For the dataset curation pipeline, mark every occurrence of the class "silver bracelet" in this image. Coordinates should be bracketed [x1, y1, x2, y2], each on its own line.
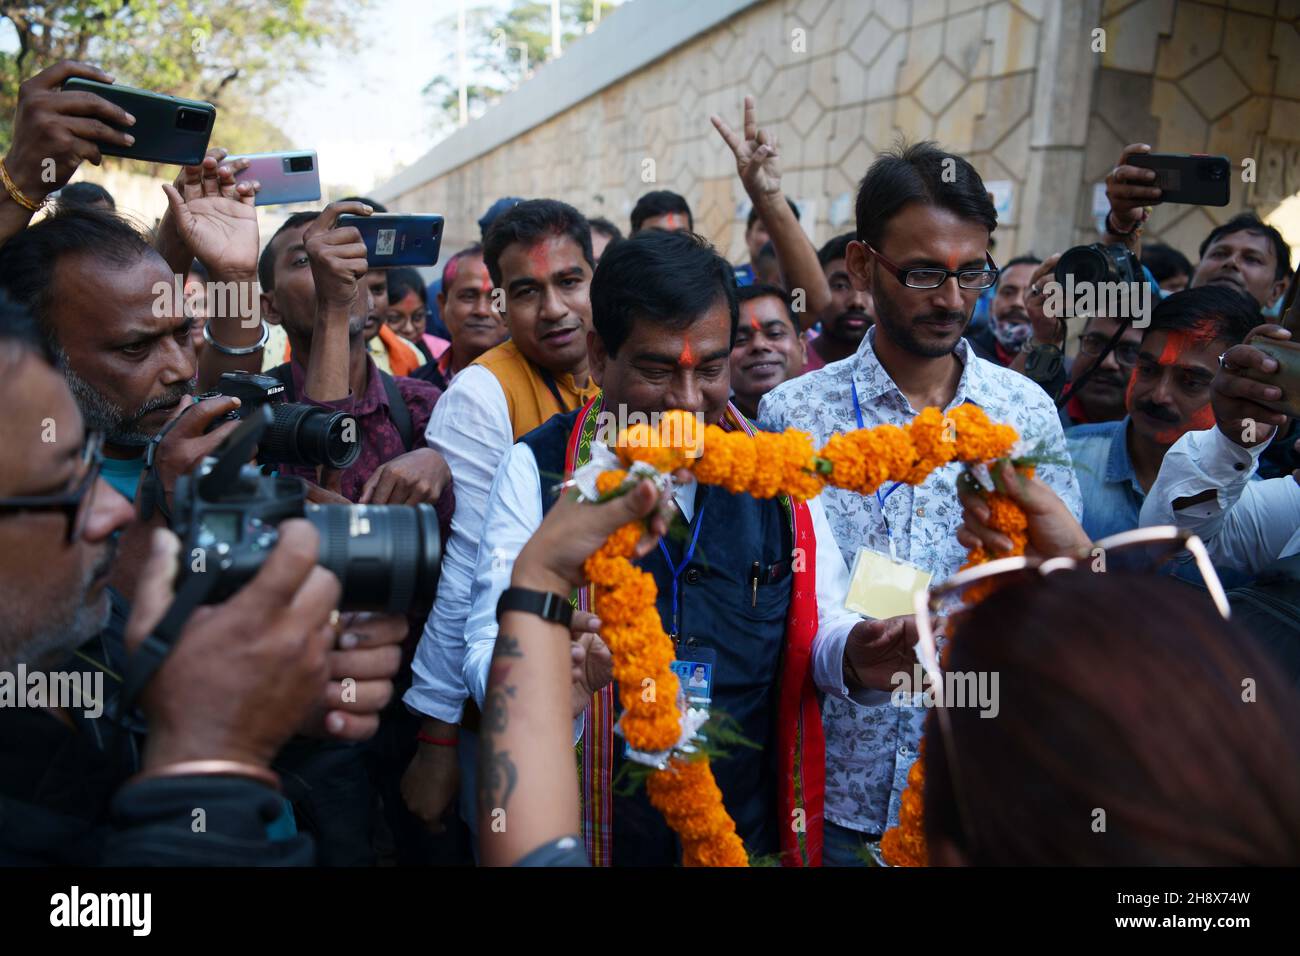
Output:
[203, 319, 269, 356]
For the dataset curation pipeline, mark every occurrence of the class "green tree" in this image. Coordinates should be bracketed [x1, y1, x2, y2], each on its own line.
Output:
[0, 0, 363, 154]
[423, 0, 619, 136]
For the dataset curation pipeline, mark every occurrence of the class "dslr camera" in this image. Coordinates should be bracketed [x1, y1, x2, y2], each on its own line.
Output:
[1054, 242, 1142, 288]
[197, 372, 360, 470]
[172, 408, 441, 613]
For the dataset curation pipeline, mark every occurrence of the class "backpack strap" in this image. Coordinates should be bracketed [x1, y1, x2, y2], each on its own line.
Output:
[379, 370, 414, 452]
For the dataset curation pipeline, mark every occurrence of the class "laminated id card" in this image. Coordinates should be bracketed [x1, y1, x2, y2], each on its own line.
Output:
[844, 548, 932, 619]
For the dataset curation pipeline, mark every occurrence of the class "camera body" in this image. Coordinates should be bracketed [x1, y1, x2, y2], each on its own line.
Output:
[198, 372, 361, 470]
[1054, 242, 1143, 288]
[172, 407, 442, 613]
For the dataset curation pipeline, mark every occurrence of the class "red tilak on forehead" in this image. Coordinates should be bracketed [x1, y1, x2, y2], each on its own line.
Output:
[527, 242, 554, 276]
[443, 256, 462, 289]
[480, 274, 493, 294]
[665, 214, 682, 231]
[1156, 320, 1219, 366]
[679, 339, 696, 366]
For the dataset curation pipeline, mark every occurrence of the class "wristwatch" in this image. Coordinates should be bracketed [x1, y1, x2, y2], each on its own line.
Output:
[496, 587, 574, 628]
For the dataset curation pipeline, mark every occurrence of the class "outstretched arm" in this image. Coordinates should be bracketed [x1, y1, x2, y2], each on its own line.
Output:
[711, 96, 831, 327]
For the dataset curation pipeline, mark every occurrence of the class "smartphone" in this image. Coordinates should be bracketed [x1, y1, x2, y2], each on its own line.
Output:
[1124, 152, 1231, 206]
[61, 78, 215, 166]
[227, 151, 321, 206]
[337, 214, 445, 267]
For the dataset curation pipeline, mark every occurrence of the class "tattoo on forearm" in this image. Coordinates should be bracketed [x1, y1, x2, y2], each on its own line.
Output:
[479, 632, 522, 815]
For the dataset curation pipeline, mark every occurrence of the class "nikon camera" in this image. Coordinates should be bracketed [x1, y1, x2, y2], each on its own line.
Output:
[197, 371, 361, 470]
[172, 408, 441, 613]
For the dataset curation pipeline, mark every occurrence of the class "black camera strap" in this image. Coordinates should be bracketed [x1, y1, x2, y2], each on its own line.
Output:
[137, 403, 198, 523]
[269, 361, 414, 453]
[117, 569, 219, 720]
[1056, 320, 1132, 409]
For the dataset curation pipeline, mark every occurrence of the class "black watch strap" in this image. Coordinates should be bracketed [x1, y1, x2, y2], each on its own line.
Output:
[496, 587, 574, 629]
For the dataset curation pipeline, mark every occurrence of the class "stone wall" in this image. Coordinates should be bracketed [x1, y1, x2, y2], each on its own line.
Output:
[380, 0, 1300, 270]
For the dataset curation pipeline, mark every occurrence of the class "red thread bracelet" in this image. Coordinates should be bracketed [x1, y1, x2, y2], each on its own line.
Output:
[417, 732, 458, 747]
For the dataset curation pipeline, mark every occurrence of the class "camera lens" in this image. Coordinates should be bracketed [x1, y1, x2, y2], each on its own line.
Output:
[257, 404, 361, 469]
[287, 154, 314, 173]
[306, 502, 442, 613]
[175, 107, 211, 133]
[1055, 244, 1112, 286]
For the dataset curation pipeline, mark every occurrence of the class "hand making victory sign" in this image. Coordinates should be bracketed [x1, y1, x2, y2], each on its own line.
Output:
[710, 95, 831, 324]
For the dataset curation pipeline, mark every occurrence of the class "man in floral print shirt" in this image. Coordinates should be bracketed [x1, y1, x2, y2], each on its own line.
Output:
[760, 143, 1081, 866]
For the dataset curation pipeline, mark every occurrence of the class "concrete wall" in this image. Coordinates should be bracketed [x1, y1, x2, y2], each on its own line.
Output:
[378, 0, 1300, 269]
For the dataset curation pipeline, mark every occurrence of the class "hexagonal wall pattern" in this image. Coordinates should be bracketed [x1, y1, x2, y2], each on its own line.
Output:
[385, 1, 1300, 270]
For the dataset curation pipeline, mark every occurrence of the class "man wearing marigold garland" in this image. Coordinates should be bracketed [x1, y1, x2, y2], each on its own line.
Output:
[461, 226, 917, 867]
[760, 141, 1082, 866]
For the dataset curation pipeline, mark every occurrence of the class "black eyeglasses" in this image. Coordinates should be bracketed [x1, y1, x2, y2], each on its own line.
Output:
[1078, 331, 1140, 367]
[866, 244, 999, 291]
[0, 430, 104, 543]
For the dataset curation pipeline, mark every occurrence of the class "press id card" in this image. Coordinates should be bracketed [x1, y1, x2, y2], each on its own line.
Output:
[844, 548, 932, 620]
[623, 646, 715, 759]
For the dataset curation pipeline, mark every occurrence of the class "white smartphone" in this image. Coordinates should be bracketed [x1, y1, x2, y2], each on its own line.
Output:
[228, 150, 321, 206]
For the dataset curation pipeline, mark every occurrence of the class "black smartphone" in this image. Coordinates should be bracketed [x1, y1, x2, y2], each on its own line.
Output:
[337, 214, 445, 267]
[61, 78, 215, 166]
[1124, 152, 1231, 206]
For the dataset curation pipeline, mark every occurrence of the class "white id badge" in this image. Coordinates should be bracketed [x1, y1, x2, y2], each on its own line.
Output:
[845, 548, 932, 619]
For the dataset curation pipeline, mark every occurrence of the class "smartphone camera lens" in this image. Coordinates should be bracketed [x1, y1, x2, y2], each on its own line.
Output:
[287, 155, 314, 173]
[1201, 161, 1226, 181]
[176, 108, 211, 133]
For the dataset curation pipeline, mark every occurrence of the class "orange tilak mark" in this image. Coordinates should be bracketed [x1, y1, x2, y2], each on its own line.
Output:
[679, 339, 696, 367]
[1189, 404, 1215, 431]
[480, 275, 493, 294]
[664, 214, 682, 230]
[527, 242, 553, 278]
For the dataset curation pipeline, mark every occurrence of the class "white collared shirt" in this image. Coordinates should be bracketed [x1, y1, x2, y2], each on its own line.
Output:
[758, 327, 1081, 834]
[460, 440, 865, 714]
[1138, 425, 1300, 574]
[404, 364, 513, 723]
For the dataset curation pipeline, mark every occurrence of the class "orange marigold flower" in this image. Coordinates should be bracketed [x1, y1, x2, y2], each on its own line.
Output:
[948, 403, 1018, 463]
[905, 407, 958, 484]
[615, 410, 703, 472]
[595, 469, 628, 496]
[820, 424, 916, 496]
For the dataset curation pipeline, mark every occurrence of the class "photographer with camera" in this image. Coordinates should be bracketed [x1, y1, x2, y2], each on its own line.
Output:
[257, 199, 455, 864]
[0, 300, 407, 864]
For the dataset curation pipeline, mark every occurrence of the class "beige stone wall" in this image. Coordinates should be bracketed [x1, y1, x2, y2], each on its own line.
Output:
[386, 0, 1300, 271]
[1085, 0, 1300, 267]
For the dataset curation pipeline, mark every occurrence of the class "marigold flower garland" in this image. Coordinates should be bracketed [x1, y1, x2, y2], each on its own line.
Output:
[878, 471, 1034, 867]
[580, 405, 1024, 866]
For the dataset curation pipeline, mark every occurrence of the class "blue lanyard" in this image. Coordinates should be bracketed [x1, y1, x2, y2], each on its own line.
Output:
[659, 502, 706, 639]
[851, 380, 903, 557]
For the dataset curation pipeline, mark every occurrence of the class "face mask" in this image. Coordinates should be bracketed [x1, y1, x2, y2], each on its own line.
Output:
[993, 320, 1031, 350]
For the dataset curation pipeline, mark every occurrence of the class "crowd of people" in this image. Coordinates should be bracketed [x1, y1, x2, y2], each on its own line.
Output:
[0, 61, 1297, 870]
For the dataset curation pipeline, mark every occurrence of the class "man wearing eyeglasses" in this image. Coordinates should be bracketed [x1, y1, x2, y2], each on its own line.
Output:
[0, 298, 395, 865]
[759, 142, 1081, 867]
[1058, 312, 1145, 428]
[1065, 286, 1257, 541]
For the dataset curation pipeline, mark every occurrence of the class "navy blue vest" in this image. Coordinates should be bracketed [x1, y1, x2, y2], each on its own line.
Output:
[522, 409, 794, 866]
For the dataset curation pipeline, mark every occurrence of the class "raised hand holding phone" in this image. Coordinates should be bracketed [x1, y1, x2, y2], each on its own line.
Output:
[0, 61, 136, 242]
[302, 200, 372, 402]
